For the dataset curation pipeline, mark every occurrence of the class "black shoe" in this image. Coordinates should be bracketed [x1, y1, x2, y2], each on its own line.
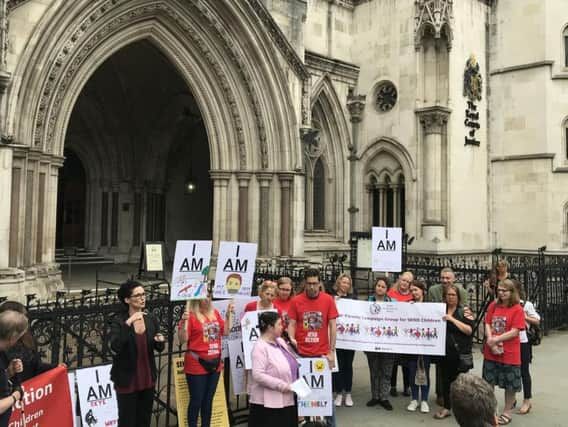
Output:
[366, 398, 380, 407]
[402, 388, 411, 397]
[378, 400, 393, 411]
[390, 388, 398, 397]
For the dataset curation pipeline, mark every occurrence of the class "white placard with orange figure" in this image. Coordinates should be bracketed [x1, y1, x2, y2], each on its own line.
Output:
[213, 242, 257, 299]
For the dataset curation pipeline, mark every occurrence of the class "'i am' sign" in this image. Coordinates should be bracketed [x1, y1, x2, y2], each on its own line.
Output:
[214, 241, 258, 299]
[371, 227, 402, 272]
[170, 240, 212, 300]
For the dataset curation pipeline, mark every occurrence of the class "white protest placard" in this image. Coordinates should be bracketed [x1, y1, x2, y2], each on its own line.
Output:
[297, 358, 333, 416]
[214, 241, 257, 299]
[75, 364, 118, 427]
[240, 311, 261, 369]
[371, 227, 402, 272]
[171, 240, 212, 300]
[68, 371, 79, 427]
[335, 299, 447, 355]
[228, 339, 247, 395]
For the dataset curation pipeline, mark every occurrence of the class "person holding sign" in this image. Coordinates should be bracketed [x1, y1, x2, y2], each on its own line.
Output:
[288, 269, 338, 427]
[110, 281, 166, 427]
[178, 295, 233, 427]
[249, 311, 299, 427]
[406, 280, 431, 414]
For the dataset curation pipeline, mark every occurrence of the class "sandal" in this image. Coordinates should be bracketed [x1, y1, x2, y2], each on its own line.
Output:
[498, 414, 512, 425]
[517, 403, 532, 415]
[433, 410, 451, 419]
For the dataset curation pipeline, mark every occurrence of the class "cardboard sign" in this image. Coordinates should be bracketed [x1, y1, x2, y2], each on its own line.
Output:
[173, 357, 229, 427]
[9, 366, 73, 427]
[297, 358, 333, 417]
[228, 340, 247, 395]
[335, 299, 447, 355]
[371, 227, 402, 272]
[75, 364, 118, 427]
[171, 240, 213, 300]
[145, 242, 164, 272]
[213, 242, 257, 299]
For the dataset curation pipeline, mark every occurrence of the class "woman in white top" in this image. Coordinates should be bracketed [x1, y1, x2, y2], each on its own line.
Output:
[512, 279, 540, 415]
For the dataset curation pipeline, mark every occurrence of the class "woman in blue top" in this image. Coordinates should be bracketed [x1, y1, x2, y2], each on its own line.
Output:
[365, 277, 395, 410]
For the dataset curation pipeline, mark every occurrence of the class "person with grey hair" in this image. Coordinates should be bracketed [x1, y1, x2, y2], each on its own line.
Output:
[450, 373, 498, 427]
[0, 309, 29, 427]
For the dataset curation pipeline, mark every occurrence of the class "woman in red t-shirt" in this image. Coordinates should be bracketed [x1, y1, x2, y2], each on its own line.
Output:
[482, 279, 525, 426]
[178, 297, 233, 427]
[245, 281, 277, 312]
[273, 277, 295, 330]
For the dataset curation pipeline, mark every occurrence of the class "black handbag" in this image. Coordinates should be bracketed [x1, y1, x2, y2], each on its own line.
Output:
[198, 356, 221, 373]
[457, 352, 474, 373]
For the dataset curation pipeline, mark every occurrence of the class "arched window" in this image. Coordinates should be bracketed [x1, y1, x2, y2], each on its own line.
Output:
[368, 172, 405, 230]
[564, 27, 568, 67]
[313, 158, 326, 230]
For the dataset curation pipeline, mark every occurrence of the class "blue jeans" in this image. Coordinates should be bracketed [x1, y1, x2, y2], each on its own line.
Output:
[186, 372, 220, 427]
[407, 356, 431, 401]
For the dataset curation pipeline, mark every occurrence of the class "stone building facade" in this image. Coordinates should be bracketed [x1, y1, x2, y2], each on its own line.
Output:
[0, 0, 566, 298]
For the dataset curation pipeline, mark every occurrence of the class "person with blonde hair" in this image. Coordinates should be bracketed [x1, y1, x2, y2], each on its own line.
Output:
[332, 273, 356, 407]
[482, 279, 524, 425]
[178, 293, 234, 427]
[245, 280, 278, 313]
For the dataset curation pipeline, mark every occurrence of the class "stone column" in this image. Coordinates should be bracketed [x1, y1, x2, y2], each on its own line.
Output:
[0, 146, 12, 269]
[210, 171, 231, 252]
[392, 184, 400, 227]
[45, 159, 62, 264]
[278, 173, 294, 257]
[378, 184, 387, 226]
[237, 172, 252, 242]
[417, 106, 450, 239]
[257, 172, 273, 256]
[347, 93, 366, 233]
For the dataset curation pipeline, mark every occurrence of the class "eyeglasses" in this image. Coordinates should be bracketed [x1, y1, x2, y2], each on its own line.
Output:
[130, 293, 146, 299]
[497, 289, 510, 293]
[279, 288, 292, 292]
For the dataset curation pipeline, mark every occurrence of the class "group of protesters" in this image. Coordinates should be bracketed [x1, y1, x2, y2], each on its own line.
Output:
[106, 260, 539, 427]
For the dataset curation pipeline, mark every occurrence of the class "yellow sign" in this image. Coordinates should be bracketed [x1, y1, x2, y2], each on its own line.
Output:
[173, 357, 230, 427]
[145, 243, 164, 272]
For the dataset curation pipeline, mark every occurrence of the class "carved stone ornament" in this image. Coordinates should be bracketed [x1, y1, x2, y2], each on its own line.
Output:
[375, 81, 397, 112]
[463, 54, 483, 102]
[346, 94, 366, 123]
[417, 106, 451, 134]
[414, 0, 453, 50]
[301, 124, 322, 159]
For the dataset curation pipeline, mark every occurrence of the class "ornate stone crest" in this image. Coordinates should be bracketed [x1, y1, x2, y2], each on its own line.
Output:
[463, 54, 482, 102]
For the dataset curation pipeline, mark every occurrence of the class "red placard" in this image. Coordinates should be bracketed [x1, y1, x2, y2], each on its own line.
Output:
[8, 365, 73, 427]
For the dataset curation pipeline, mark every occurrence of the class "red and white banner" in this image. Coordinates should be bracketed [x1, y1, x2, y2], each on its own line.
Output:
[8, 365, 73, 427]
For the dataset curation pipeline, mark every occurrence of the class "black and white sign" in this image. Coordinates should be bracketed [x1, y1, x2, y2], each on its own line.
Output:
[371, 227, 402, 272]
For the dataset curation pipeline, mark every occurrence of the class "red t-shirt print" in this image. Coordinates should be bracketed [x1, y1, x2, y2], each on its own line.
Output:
[288, 292, 339, 356]
[273, 298, 293, 329]
[184, 310, 225, 375]
[387, 288, 414, 302]
[484, 302, 525, 366]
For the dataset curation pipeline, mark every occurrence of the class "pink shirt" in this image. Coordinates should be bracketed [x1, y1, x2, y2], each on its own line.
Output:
[249, 337, 296, 408]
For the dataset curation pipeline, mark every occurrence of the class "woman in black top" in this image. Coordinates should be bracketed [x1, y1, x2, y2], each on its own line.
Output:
[110, 281, 165, 427]
[434, 284, 474, 419]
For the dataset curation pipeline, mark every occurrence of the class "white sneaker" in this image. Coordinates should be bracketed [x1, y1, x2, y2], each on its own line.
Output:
[335, 394, 343, 407]
[344, 393, 354, 407]
[420, 401, 430, 413]
[407, 400, 419, 412]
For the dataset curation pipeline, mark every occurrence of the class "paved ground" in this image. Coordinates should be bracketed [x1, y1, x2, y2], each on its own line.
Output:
[336, 330, 568, 427]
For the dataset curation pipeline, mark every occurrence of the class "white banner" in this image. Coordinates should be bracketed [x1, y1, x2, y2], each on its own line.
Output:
[371, 227, 402, 272]
[214, 242, 257, 299]
[171, 240, 213, 300]
[297, 358, 333, 417]
[336, 299, 447, 356]
[75, 364, 118, 427]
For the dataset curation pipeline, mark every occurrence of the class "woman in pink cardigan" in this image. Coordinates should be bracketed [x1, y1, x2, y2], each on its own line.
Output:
[249, 311, 298, 427]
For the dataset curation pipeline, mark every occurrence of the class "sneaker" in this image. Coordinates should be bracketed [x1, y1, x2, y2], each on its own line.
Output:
[378, 400, 393, 411]
[420, 401, 430, 413]
[366, 398, 379, 407]
[407, 400, 419, 412]
[334, 394, 343, 407]
[390, 387, 398, 397]
[344, 393, 354, 407]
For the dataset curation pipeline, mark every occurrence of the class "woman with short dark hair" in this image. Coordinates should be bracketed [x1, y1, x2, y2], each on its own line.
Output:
[249, 311, 298, 427]
[110, 281, 165, 427]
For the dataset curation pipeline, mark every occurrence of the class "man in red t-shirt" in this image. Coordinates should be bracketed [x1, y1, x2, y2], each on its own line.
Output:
[288, 269, 338, 427]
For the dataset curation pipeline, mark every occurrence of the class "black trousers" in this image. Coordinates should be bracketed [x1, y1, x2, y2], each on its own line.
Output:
[333, 349, 355, 393]
[116, 388, 154, 427]
[520, 342, 533, 399]
[440, 355, 460, 410]
[248, 403, 297, 427]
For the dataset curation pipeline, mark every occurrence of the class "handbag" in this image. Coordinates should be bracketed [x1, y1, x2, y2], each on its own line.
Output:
[457, 352, 474, 373]
[198, 356, 221, 373]
[526, 324, 543, 346]
[414, 355, 427, 386]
